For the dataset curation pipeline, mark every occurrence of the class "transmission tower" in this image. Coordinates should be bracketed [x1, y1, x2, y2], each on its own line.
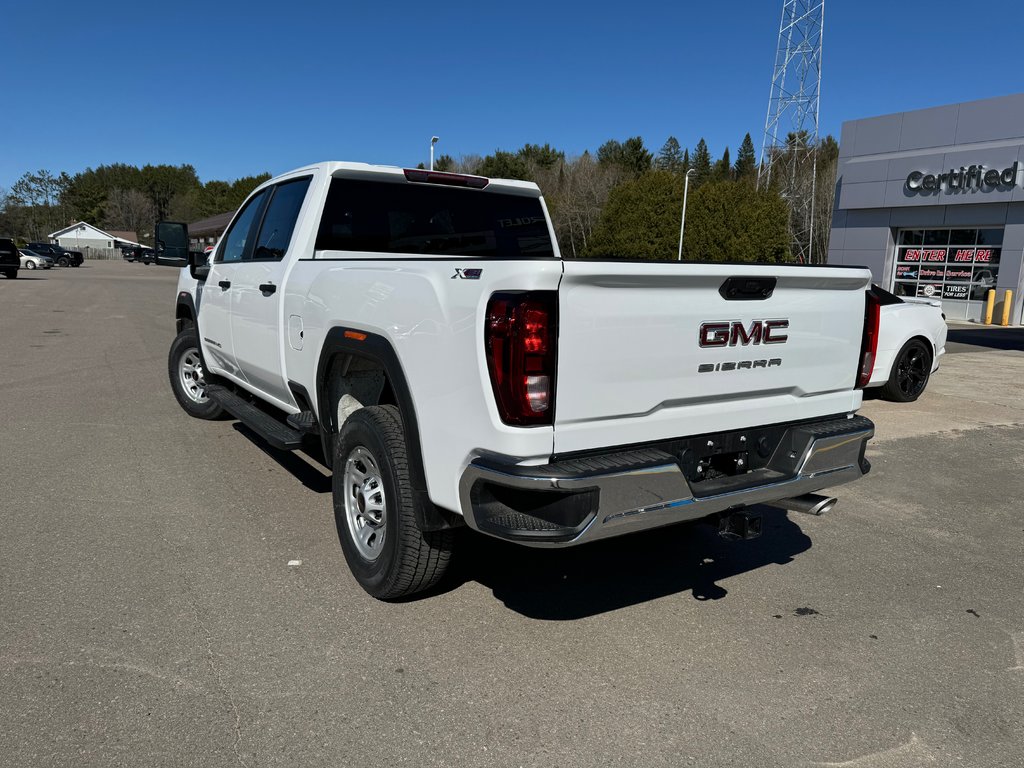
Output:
[758, 0, 825, 263]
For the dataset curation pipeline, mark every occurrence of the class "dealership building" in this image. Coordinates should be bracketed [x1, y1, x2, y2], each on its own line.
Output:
[828, 93, 1024, 323]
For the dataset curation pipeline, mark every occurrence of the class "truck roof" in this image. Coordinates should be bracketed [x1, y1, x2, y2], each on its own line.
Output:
[271, 161, 542, 197]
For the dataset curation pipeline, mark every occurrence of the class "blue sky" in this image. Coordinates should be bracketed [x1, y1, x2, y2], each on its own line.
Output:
[2, 0, 1021, 189]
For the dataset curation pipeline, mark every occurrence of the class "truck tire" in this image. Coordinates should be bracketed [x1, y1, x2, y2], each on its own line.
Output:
[4, 269, 17, 279]
[880, 338, 931, 403]
[333, 404, 454, 599]
[58, 256, 70, 267]
[168, 328, 224, 419]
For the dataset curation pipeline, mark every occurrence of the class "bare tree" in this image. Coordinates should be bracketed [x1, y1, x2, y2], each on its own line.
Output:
[812, 153, 837, 262]
[105, 188, 155, 238]
[545, 154, 620, 257]
[451, 154, 484, 175]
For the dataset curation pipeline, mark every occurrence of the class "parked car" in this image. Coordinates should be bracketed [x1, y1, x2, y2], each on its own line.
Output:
[19, 249, 53, 269]
[121, 246, 154, 263]
[26, 242, 84, 267]
[866, 284, 947, 402]
[0, 238, 19, 278]
[124, 246, 156, 264]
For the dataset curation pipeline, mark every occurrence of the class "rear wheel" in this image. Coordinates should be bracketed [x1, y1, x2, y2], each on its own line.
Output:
[881, 339, 932, 402]
[167, 328, 224, 419]
[333, 405, 454, 599]
[3, 269, 17, 279]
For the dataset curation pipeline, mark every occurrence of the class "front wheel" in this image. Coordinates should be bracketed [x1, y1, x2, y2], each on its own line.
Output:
[881, 339, 932, 402]
[25, 261, 36, 270]
[333, 405, 454, 599]
[167, 328, 224, 419]
[58, 257, 70, 267]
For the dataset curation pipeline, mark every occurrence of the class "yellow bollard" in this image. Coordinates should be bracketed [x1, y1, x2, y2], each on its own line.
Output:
[1001, 290, 1013, 326]
[984, 289, 995, 325]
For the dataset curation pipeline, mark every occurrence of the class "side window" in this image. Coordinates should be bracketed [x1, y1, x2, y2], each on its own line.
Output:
[217, 189, 270, 264]
[251, 177, 312, 261]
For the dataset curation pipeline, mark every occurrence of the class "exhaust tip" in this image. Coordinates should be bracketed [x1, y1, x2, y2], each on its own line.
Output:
[777, 493, 838, 516]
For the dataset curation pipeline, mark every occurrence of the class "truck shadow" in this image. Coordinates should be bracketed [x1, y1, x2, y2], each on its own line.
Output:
[452, 506, 811, 620]
[232, 423, 332, 494]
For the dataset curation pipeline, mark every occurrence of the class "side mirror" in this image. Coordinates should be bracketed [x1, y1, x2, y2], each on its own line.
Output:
[189, 250, 210, 281]
[154, 221, 189, 267]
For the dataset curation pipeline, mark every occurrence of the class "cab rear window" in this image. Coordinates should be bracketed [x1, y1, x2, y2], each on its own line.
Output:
[315, 178, 554, 258]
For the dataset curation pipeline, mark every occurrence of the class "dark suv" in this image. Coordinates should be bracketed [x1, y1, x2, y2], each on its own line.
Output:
[0, 238, 19, 278]
[26, 242, 84, 267]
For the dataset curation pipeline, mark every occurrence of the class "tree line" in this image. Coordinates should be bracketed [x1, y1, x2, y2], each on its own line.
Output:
[1, 132, 838, 261]
[427, 131, 837, 262]
[0, 164, 270, 244]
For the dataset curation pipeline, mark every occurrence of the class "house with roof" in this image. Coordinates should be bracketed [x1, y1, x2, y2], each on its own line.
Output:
[48, 222, 144, 252]
[188, 210, 234, 249]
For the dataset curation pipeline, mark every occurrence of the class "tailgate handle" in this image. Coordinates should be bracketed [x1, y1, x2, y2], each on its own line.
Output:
[720, 276, 776, 301]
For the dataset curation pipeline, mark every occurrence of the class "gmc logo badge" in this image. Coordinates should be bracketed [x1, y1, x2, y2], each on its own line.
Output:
[699, 319, 789, 347]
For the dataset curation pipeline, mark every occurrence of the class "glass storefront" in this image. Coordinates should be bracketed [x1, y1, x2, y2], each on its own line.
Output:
[893, 228, 1002, 307]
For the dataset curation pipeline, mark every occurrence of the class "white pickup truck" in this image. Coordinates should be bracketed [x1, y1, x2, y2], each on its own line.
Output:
[158, 161, 877, 599]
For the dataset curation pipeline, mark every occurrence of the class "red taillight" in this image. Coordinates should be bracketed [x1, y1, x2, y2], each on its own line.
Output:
[485, 292, 557, 426]
[857, 290, 881, 388]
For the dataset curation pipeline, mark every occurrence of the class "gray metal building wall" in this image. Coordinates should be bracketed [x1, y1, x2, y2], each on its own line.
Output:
[828, 93, 1024, 323]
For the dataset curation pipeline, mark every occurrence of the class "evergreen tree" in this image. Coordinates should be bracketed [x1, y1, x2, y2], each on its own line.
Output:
[734, 133, 757, 179]
[681, 148, 690, 174]
[585, 171, 685, 260]
[655, 137, 684, 173]
[691, 139, 712, 186]
[681, 181, 790, 262]
[517, 143, 563, 170]
[597, 137, 652, 177]
[715, 147, 731, 180]
[477, 151, 531, 180]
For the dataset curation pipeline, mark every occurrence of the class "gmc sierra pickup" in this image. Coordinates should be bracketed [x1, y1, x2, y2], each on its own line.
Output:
[158, 161, 876, 599]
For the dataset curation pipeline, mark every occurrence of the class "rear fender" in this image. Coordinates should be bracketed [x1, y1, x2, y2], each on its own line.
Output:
[315, 327, 460, 531]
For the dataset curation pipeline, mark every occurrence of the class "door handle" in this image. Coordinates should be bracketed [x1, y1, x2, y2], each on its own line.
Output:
[259, 283, 277, 295]
[218, 280, 231, 290]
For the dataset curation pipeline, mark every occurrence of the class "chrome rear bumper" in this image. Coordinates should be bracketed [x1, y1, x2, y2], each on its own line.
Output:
[459, 415, 873, 547]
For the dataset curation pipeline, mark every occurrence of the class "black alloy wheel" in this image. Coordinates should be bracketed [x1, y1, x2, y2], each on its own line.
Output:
[881, 339, 932, 402]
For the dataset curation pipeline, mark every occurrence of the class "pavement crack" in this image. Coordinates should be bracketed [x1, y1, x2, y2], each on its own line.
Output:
[182, 574, 249, 768]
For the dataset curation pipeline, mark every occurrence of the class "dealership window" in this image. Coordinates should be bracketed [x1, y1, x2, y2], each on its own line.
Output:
[893, 228, 1002, 302]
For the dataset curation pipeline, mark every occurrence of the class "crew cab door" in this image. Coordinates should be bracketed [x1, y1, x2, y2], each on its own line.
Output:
[202, 187, 272, 379]
[228, 176, 312, 403]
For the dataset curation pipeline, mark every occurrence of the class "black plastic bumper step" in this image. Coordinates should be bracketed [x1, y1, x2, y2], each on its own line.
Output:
[206, 385, 304, 450]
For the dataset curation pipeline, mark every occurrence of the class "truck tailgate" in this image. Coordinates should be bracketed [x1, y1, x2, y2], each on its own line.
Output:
[553, 261, 872, 454]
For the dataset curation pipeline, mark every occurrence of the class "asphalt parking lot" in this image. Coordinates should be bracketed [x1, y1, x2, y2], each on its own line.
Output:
[2, 261, 1023, 768]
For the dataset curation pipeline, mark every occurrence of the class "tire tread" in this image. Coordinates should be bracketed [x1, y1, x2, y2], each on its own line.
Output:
[335, 405, 453, 599]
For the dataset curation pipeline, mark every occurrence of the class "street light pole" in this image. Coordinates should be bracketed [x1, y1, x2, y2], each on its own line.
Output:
[678, 168, 697, 261]
[430, 136, 439, 170]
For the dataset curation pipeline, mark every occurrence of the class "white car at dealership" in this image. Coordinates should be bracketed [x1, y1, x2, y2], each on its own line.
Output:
[868, 285, 947, 402]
